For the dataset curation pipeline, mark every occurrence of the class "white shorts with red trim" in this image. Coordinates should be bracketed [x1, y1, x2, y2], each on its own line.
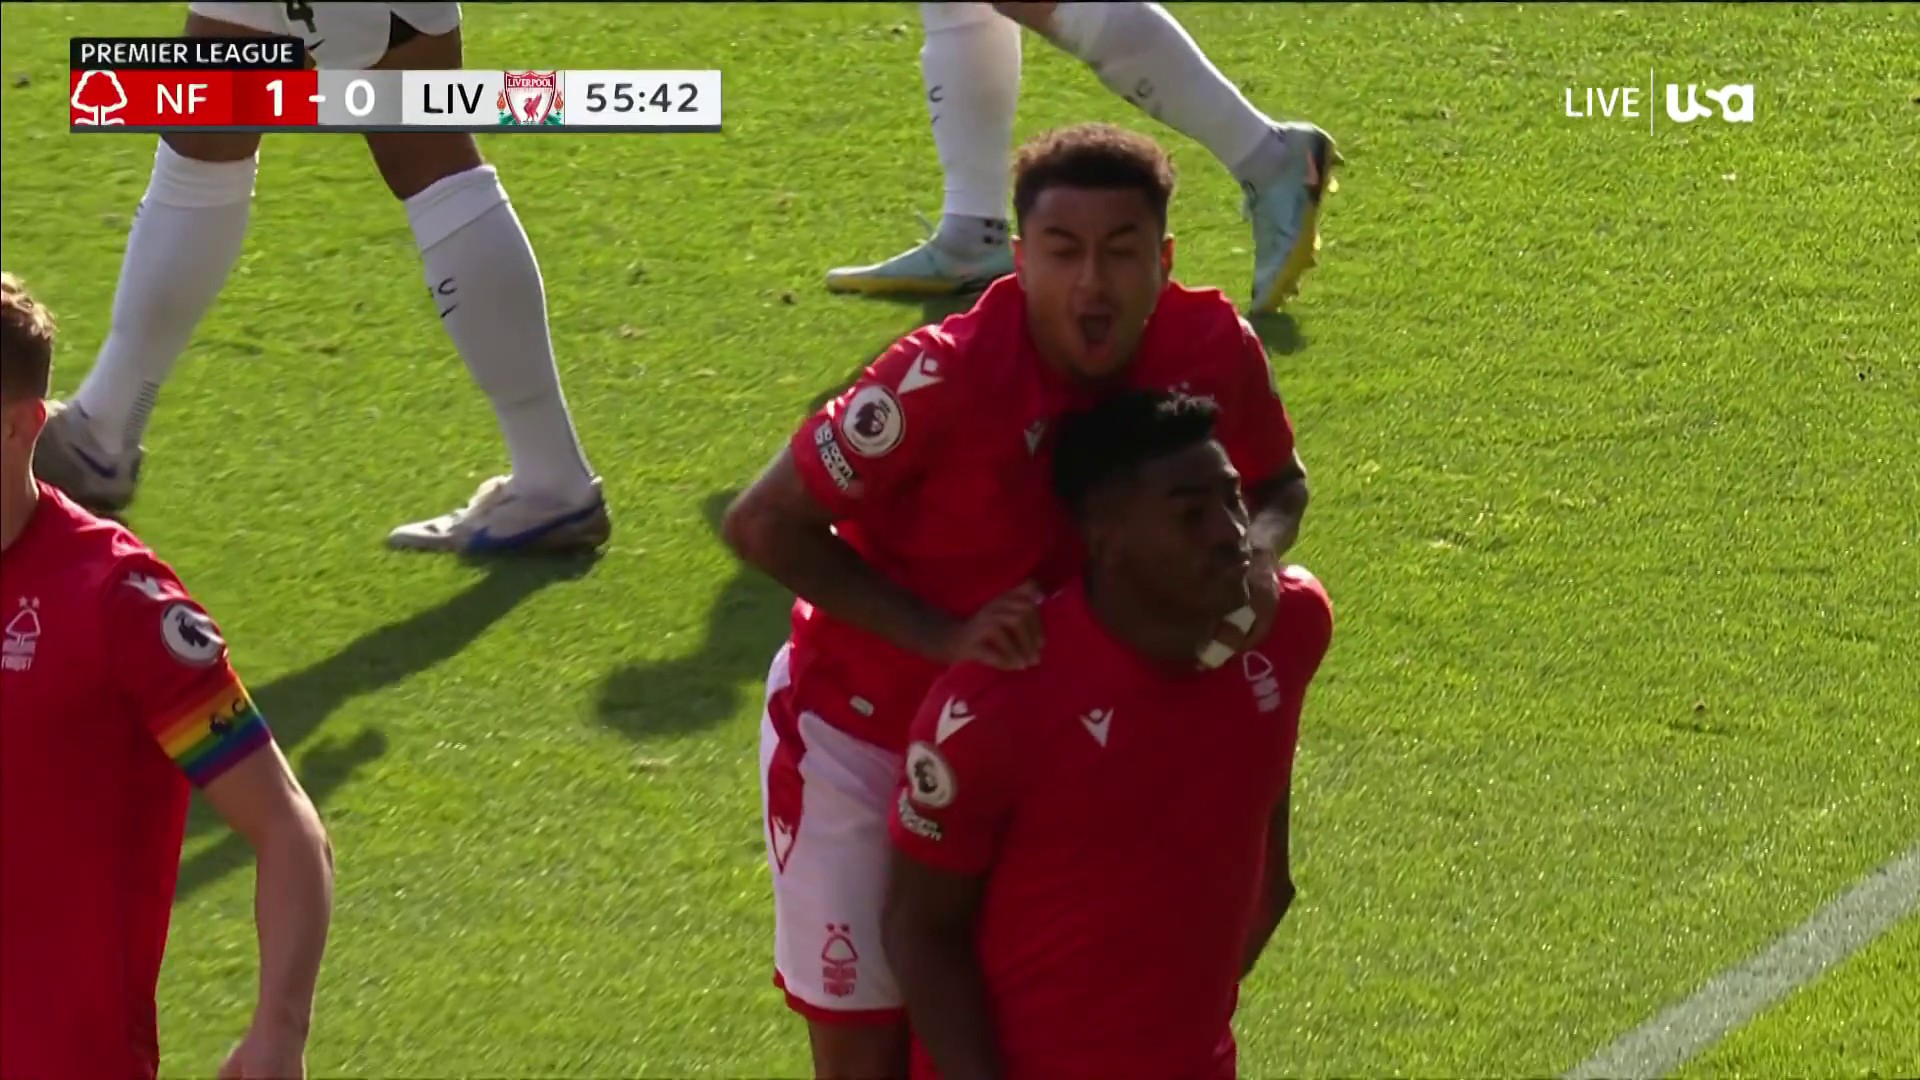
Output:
[759, 643, 907, 1024]
[187, 2, 461, 69]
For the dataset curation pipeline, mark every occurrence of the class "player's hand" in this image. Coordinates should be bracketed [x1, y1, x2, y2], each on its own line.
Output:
[1200, 550, 1281, 668]
[217, 1021, 307, 1080]
[941, 581, 1046, 670]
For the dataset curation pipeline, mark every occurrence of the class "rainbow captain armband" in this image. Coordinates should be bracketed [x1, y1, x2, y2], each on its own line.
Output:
[151, 680, 272, 786]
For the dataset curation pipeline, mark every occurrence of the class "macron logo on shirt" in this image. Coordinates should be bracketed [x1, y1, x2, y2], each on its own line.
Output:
[123, 573, 169, 601]
[935, 697, 974, 744]
[898, 352, 944, 395]
[1080, 707, 1113, 747]
[1024, 420, 1047, 455]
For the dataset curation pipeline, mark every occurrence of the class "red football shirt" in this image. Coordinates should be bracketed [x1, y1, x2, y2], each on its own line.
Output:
[784, 276, 1297, 752]
[1, 484, 274, 1080]
[889, 567, 1334, 1080]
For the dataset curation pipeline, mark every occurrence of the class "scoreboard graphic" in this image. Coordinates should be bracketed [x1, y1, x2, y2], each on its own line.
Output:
[68, 37, 722, 133]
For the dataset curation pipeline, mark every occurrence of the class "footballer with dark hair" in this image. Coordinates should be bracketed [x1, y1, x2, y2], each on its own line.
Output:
[883, 388, 1334, 1080]
[725, 123, 1311, 1077]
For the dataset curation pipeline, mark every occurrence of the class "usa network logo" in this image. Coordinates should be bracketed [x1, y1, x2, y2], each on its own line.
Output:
[1564, 70, 1754, 133]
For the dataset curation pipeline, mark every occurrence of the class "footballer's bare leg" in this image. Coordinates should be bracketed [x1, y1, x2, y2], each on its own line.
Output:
[364, 27, 608, 554]
[33, 10, 262, 512]
[808, 1020, 910, 1080]
[823, 3, 1018, 296]
[995, 1, 1337, 312]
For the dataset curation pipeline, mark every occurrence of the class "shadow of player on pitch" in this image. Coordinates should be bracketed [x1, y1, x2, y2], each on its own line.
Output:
[590, 302, 961, 746]
[1250, 311, 1307, 357]
[173, 554, 598, 901]
[594, 487, 793, 743]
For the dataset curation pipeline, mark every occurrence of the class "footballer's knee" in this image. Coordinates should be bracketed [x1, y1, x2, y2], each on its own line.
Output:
[164, 11, 269, 161]
[140, 140, 259, 218]
[991, 2, 1060, 32]
[1001, 0, 1113, 53]
[364, 25, 485, 200]
[365, 130, 485, 200]
[921, 1, 1003, 32]
[806, 1020, 909, 1080]
[161, 129, 262, 163]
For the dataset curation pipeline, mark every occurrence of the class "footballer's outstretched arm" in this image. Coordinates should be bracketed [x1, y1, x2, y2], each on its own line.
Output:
[203, 742, 335, 1042]
[723, 448, 965, 662]
[883, 856, 1002, 1080]
[1240, 785, 1297, 979]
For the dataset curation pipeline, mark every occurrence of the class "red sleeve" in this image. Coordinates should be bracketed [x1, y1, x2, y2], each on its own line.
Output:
[889, 667, 1026, 875]
[103, 552, 272, 787]
[1216, 317, 1297, 489]
[1246, 566, 1332, 787]
[788, 329, 962, 518]
[1275, 565, 1333, 696]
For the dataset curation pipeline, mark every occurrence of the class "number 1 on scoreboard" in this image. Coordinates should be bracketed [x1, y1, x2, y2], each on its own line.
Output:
[235, 71, 318, 128]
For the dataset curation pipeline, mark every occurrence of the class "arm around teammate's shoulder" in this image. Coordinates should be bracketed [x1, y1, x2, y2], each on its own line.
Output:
[722, 332, 1041, 666]
[1224, 316, 1309, 557]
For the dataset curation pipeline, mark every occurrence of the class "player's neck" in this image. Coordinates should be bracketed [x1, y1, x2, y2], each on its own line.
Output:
[1083, 575, 1217, 671]
[0, 465, 39, 554]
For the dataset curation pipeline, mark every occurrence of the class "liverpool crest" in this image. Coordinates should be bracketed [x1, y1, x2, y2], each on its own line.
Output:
[499, 70, 564, 126]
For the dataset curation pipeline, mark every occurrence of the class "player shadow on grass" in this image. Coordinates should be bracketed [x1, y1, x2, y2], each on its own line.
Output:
[1250, 311, 1307, 357]
[173, 554, 599, 902]
[594, 488, 792, 742]
[590, 304, 961, 745]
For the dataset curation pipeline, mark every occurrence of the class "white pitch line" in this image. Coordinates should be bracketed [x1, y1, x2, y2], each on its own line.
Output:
[1565, 841, 1920, 1080]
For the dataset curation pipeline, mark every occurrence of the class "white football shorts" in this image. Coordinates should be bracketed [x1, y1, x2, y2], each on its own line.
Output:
[759, 643, 909, 1023]
[186, 2, 461, 69]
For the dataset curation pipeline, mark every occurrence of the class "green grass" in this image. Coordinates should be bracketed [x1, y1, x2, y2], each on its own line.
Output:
[4, 2, 1917, 1076]
[1684, 914, 1920, 1078]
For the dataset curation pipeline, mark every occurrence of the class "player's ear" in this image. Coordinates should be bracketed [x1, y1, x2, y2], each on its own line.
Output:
[1, 398, 46, 448]
[25, 399, 47, 445]
[1160, 233, 1175, 277]
[1012, 235, 1026, 281]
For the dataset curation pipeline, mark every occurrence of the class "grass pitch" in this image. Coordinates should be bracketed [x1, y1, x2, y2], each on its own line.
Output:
[3, 3, 1916, 1076]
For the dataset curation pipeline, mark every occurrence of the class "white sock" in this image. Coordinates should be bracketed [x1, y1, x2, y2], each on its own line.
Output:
[1047, 2, 1280, 183]
[934, 214, 1009, 256]
[404, 165, 595, 504]
[74, 142, 256, 456]
[920, 2, 1021, 230]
